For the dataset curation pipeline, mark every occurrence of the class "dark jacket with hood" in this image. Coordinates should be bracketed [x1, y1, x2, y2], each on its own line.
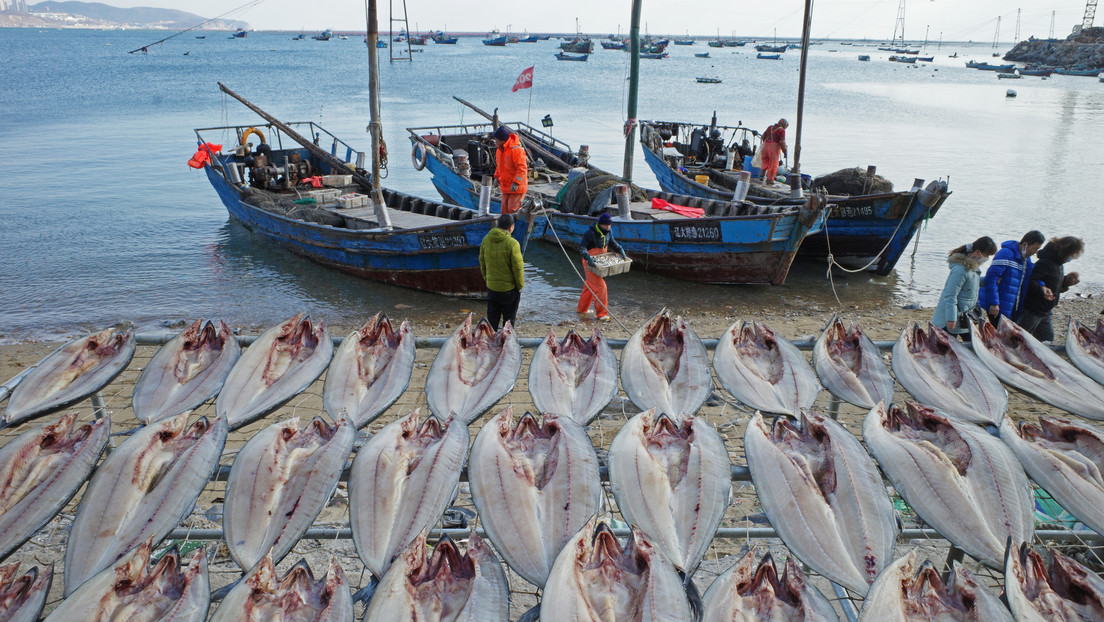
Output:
[978, 240, 1034, 321]
[578, 224, 625, 258]
[1023, 243, 1069, 315]
[932, 252, 983, 329]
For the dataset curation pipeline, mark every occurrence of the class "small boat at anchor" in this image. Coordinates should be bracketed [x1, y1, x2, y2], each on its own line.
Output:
[757, 53, 782, 60]
[555, 51, 589, 61]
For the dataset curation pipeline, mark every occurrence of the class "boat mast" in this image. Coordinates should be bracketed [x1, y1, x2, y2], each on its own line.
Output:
[621, 0, 643, 182]
[366, 0, 393, 229]
[790, 0, 814, 194]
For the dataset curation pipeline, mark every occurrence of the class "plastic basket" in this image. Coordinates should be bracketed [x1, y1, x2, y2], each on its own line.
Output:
[589, 252, 632, 278]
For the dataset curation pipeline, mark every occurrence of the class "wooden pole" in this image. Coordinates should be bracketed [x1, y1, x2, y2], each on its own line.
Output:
[622, 0, 643, 183]
[366, 0, 392, 228]
[792, 0, 814, 180]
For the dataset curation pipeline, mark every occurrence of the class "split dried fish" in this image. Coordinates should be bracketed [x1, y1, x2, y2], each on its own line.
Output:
[217, 313, 333, 429]
[0, 413, 110, 561]
[620, 309, 712, 420]
[609, 409, 730, 579]
[132, 319, 240, 423]
[701, 547, 838, 622]
[713, 320, 821, 416]
[3, 325, 134, 426]
[540, 518, 692, 622]
[209, 555, 353, 622]
[864, 402, 1033, 569]
[224, 416, 354, 569]
[858, 549, 1011, 621]
[971, 317, 1104, 420]
[323, 313, 414, 427]
[745, 410, 897, 594]
[468, 407, 601, 587]
[814, 316, 893, 409]
[425, 314, 520, 424]
[63, 413, 226, 595]
[1066, 318, 1104, 386]
[528, 328, 618, 425]
[364, 531, 509, 621]
[1005, 542, 1104, 622]
[892, 321, 1007, 424]
[1000, 416, 1104, 537]
[350, 409, 468, 579]
[46, 541, 208, 622]
[0, 563, 51, 622]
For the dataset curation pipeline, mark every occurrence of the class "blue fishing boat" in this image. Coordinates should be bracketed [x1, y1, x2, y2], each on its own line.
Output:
[637, 118, 952, 275]
[555, 52, 589, 61]
[674, 38, 694, 45]
[695, 52, 711, 58]
[519, 34, 539, 43]
[431, 30, 459, 44]
[482, 32, 507, 46]
[755, 44, 786, 53]
[1054, 67, 1103, 76]
[406, 110, 828, 285]
[195, 83, 524, 298]
[601, 39, 627, 50]
[231, 28, 247, 38]
[966, 60, 1015, 71]
[312, 29, 332, 41]
[560, 38, 595, 53]
[757, 53, 782, 60]
[641, 51, 669, 59]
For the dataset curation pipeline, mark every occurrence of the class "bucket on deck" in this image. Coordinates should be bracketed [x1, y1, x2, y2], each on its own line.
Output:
[694, 174, 710, 185]
[742, 155, 761, 178]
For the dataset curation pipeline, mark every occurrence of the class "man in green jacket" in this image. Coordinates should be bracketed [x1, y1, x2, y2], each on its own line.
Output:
[479, 213, 524, 330]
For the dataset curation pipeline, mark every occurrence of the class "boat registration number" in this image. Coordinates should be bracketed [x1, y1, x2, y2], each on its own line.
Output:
[670, 221, 721, 242]
[834, 205, 874, 218]
[418, 233, 468, 249]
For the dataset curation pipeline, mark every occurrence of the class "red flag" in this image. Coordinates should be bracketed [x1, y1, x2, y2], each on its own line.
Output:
[512, 65, 534, 92]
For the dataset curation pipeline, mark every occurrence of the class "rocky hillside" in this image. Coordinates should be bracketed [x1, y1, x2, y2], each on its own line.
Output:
[0, 2, 248, 29]
[1005, 26, 1104, 69]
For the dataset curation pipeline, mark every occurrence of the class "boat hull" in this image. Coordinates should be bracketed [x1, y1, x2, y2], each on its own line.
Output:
[204, 163, 494, 297]
[639, 135, 949, 275]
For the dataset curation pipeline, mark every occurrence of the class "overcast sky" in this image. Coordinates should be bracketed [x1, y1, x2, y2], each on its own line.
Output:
[115, 0, 1090, 42]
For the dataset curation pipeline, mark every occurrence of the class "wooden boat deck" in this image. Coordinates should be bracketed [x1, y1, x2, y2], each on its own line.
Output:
[325, 205, 457, 230]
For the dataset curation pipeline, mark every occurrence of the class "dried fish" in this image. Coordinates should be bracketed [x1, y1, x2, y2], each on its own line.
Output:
[528, 328, 618, 425]
[814, 316, 893, 409]
[63, 413, 226, 595]
[224, 416, 354, 569]
[1005, 542, 1104, 622]
[364, 531, 508, 621]
[858, 549, 1012, 621]
[468, 407, 601, 587]
[1000, 416, 1104, 537]
[323, 313, 414, 427]
[540, 518, 692, 622]
[1066, 318, 1104, 386]
[609, 409, 730, 578]
[892, 321, 1007, 424]
[713, 320, 821, 416]
[0, 413, 110, 561]
[425, 314, 520, 424]
[132, 319, 240, 423]
[209, 555, 352, 622]
[971, 317, 1104, 420]
[620, 309, 712, 420]
[3, 325, 134, 426]
[745, 410, 897, 594]
[0, 563, 51, 622]
[217, 313, 333, 429]
[701, 547, 838, 622]
[46, 541, 208, 622]
[864, 402, 1033, 569]
[350, 409, 468, 578]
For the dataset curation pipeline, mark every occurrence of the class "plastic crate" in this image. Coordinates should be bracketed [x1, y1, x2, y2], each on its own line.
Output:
[588, 252, 632, 278]
[322, 174, 353, 187]
[308, 189, 341, 205]
[337, 193, 369, 209]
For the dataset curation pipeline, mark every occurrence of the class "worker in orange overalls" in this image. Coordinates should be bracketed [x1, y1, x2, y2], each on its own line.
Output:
[493, 125, 528, 214]
[760, 118, 789, 187]
[577, 213, 627, 321]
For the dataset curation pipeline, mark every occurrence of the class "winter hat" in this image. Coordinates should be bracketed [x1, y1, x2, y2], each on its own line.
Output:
[493, 125, 512, 141]
[597, 213, 613, 226]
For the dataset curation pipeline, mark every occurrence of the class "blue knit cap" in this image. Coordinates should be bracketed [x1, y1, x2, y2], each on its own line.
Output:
[597, 213, 613, 225]
[493, 125, 512, 141]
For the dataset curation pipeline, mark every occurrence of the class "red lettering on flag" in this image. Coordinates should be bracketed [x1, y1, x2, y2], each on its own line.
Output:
[512, 66, 534, 92]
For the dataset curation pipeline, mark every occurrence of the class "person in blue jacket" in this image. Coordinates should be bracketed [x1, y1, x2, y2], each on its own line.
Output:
[932, 236, 997, 338]
[979, 230, 1045, 324]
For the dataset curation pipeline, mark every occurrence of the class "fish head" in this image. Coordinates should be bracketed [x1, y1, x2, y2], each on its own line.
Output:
[1073, 318, 1104, 353]
[499, 409, 569, 489]
[280, 314, 325, 351]
[1007, 542, 1053, 601]
[1048, 549, 1104, 610]
[304, 415, 342, 441]
[87, 325, 132, 357]
[0, 562, 50, 609]
[578, 521, 647, 576]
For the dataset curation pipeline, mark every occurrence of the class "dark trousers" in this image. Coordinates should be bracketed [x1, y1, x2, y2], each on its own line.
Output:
[487, 288, 520, 330]
[1018, 309, 1054, 342]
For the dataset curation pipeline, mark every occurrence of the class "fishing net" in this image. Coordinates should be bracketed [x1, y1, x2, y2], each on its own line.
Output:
[812, 167, 894, 196]
[556, 171, 649, 215]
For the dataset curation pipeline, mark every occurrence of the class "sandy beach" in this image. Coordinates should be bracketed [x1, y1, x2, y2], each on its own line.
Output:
[2, 294, 1102, 617]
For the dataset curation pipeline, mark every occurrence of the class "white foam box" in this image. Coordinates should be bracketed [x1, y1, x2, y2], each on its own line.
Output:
[337, 193, 369, 209]
[309, 189, 341, 204]
[322, 174, 353, 187]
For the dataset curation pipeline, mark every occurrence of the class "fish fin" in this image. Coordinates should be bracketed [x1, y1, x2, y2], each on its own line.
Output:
[516, 604, 541, 622]
[351, 575, 379, 606]
[210, 577, 241, 602]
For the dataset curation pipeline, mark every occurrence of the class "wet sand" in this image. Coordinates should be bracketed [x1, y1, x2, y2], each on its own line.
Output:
[2, 296, 1102, 617]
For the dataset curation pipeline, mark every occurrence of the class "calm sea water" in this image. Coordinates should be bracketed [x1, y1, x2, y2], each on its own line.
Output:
[1, 28, 1102, 342]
